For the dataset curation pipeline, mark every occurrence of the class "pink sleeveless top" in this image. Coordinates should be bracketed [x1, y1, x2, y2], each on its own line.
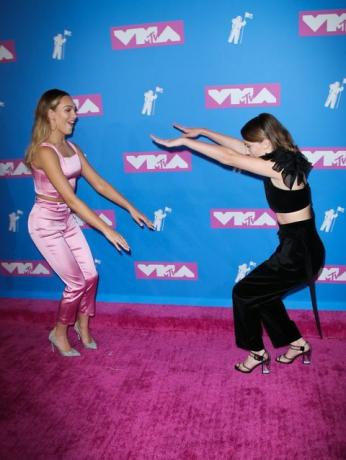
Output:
[31, 141, 82, 198]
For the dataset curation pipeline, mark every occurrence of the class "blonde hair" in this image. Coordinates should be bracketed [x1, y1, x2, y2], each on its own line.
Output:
[241, 113, 299, 152]
[25, 89, 69, 167]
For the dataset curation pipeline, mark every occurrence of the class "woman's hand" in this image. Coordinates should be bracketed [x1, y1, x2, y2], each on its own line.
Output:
[129, 208, 155, 230]
[173, 124, 204, 139]
[103, 227, 130, 252]
[150, 135, 185, 149]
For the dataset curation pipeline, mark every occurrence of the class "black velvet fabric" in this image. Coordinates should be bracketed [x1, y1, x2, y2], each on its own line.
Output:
[232, 218, 325, 351]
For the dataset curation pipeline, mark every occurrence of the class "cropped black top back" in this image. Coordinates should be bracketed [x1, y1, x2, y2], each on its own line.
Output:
[261, 149, 313, 213]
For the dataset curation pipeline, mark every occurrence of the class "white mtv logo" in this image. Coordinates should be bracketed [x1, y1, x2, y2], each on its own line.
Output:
[137, 264, 196, 278]
[214, 211, 276, 226]
[302, 149, 346, 167]
[318, 267, 346, 282]
[208, 88, 276, 105]
[1, 262, 50, 275]
[127, 154, 188, 170]
[0, 161, 31, 177]
[302, 13, 346, 32]
[114, 26, 181, 45]
[73, 98, 100, 114]
[0, 45, 13, 60]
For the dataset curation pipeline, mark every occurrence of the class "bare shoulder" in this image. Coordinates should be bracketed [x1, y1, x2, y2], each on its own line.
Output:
[33, 145, 59, 168]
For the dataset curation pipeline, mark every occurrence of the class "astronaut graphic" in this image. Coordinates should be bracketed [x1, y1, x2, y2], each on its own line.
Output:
[141, 86, 164, 116]
[320, 207, 344, 232]
[228, 12, 253, 45]
[52, 30, 72, 60]
[8, 210, 23, 232]
[154, 207, 172, 231]
[324, 79, 346, 109]
[235, 261, 256, 282]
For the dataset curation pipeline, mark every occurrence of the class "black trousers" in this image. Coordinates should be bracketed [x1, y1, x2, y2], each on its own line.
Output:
[232, 218, 325, 351]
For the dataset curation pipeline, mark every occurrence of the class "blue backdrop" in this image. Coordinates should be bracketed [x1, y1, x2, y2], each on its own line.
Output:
[1, 0, 345, 310]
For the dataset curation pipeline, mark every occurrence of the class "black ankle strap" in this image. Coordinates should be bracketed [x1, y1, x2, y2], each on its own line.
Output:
[250, 351, 265, 362]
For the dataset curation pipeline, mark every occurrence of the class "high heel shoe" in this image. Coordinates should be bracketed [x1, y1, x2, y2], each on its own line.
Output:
[74, 322, 98, 350]
[48, 330, 80, 357]
[235, 351, 271, 374]
[276, 341, 311, 365]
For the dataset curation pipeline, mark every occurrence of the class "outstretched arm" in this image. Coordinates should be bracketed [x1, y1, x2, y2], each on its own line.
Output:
[75, 148, 154, 230]
[173, 124, 248, 155]
[150, 134, 281, 180]
[34, 147, 130, 252]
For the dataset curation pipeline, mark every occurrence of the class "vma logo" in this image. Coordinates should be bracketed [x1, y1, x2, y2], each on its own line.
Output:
[0, 260, 52, 277]
[111, 20, 184, 49]
[299, 9, 346, 36]
[0, 40, 16, 62]
[211, 209, 277, 228]
[0, 160, 31, 177]
[72, 94, 103, 117]
[124, 151, 192, 173]
[135, 262, 198, 280]
[317, 265, 346, 283]
[206, 84, 280, 108]
[301, 148, 346, 169]
[73, 210, 115, 229]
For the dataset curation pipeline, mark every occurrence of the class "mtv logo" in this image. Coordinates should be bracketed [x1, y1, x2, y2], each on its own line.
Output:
[299, 9, 346, 36]
[0, 260, 52, 276]
[317, 265, 346, 283]
[211, 209, 277, 228]
[135, 262, 198, 280]
[111, 20, 184, 49]
[72, 94, 103, 117]
[124, 151, 192, 173]
[0, 41, 16, 62]
[205, 84, 280, 108]
[0, 160, 32, 177]
[75, 210, 116, 229]
[301, 148, 346, 169]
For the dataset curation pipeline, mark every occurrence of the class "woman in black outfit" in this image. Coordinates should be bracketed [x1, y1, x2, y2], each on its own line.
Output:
[151, 113, 325, 374]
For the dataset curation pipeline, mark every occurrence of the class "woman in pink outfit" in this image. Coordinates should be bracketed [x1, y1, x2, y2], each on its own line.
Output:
[25, 89, 154, 357]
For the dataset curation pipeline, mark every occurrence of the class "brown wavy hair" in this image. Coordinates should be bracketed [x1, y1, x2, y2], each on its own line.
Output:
[24, 89, 69, 167]
[241, 113, 299, 152]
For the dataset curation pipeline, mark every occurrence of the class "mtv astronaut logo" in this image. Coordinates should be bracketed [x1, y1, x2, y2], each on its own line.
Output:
[8, 210, 23, 232]
[228, 12, 254, 45]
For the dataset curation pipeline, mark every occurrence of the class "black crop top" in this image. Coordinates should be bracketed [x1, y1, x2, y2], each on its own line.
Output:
[261, 149, 313, 213]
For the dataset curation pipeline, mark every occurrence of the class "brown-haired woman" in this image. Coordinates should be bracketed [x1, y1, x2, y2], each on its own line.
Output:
[151, 113, 325, 374]
[26, 89, 154, 357]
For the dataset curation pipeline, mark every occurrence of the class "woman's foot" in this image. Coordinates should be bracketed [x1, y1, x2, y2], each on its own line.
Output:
[49, 328, 80, 357]
[276, 338, 311, 364]
[74, 318, 97, 350]
[235, 349, 270, 374]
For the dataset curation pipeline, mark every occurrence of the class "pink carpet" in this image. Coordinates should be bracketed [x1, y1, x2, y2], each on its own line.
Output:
[0, 298, 345, 460]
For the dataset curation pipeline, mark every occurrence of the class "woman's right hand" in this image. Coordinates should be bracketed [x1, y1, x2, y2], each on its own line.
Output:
[173, 124, 205, 139]
[104, 227, 130, 252]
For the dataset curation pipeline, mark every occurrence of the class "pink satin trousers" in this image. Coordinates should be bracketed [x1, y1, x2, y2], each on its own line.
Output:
[28, 198, 98, 325]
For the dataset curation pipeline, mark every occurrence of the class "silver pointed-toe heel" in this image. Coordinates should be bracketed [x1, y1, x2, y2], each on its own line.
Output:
[48, 330, 80, 357]
[74, 322, 98, 350]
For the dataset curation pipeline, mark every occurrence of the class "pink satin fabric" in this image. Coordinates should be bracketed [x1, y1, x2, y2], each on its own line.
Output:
[28, 198, 98, 325]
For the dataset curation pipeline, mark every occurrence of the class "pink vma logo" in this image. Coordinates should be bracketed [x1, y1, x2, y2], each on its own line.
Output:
[77, 210, 115, 229]
[111, 21, 184, 49]
[301, 148, 346, 169]
[0, 40, 16, 62]
[317, 265, 346, 283]
[211, 209, 277, 228]
[135, 262, 198, 280]
[205, 84, 280, 108]
[124, 151, 192, 173]
[299, 9, 346, 36]
[0, 160, 31, 178]
[0, 260, 52, 276]
[72, 94, 103, 117]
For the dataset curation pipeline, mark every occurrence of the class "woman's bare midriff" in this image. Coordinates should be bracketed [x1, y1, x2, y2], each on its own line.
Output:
[276, 205, 312, 225]
[36, 193, 65, 203]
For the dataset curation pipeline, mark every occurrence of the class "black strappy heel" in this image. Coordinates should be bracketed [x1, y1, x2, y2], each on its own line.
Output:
[276, 342, 312, 365]
[235, 351, 271, 374]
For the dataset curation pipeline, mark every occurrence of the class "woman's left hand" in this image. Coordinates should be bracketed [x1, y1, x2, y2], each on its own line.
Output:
[150, 134, 185, 149]
[129, 208, 155, 229]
